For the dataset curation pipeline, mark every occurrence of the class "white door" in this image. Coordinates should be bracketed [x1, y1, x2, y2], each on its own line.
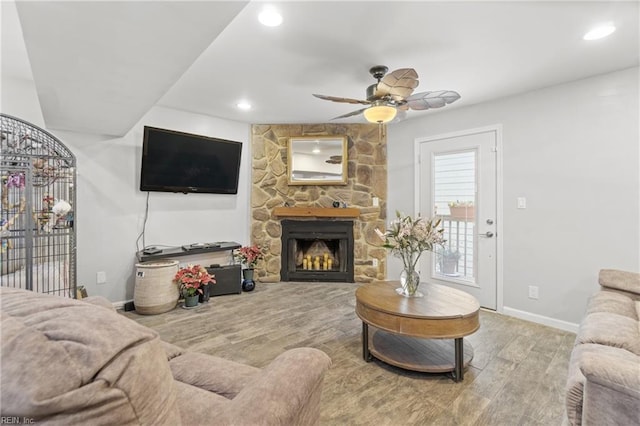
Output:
[417, 127, 499, 310]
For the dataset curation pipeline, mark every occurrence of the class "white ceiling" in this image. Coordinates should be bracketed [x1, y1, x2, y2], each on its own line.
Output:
[7, 1, 640, 137]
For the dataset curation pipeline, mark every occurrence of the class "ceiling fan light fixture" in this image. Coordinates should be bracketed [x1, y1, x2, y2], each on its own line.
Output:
[363, 104, 397, 124]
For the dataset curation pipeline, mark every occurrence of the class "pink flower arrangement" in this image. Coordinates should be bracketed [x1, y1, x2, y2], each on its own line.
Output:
[376, 211, 446, 272]
[234, 245, 264, 268]
[174, 264, 215, 297]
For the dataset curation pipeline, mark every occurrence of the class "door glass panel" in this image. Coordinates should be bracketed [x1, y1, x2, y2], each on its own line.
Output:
[432, 150, 476, 283]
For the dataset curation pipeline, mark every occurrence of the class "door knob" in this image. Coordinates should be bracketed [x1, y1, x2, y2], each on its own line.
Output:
[479, 231, 494, 238]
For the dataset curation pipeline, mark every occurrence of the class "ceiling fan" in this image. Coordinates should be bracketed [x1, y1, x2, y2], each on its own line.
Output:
[313, 65, 461, 124]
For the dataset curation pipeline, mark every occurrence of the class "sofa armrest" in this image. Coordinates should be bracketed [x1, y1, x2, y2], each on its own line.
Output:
[599, 269, 640, 298]
[218, 347, 331, 425]
[580, 351, 640, 425]
[169, 351, 260, 399]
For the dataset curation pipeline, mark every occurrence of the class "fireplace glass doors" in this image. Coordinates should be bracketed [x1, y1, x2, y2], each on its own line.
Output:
[280, 220, 354, 282]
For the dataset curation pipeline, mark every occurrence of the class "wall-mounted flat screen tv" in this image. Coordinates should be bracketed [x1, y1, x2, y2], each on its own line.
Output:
[140, 126, 242, 194]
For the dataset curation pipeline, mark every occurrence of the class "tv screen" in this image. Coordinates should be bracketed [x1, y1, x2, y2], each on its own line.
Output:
[140, 126, 242, 194]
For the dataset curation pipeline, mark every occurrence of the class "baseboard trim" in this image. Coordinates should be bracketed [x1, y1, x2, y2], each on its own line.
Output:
[503, 306, 579, 333]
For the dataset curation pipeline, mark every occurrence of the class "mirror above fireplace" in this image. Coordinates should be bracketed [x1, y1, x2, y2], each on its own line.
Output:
[287, 136, 348, 185]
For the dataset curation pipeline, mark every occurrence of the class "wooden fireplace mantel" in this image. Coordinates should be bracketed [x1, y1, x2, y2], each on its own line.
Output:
[273, 206, 360, 218]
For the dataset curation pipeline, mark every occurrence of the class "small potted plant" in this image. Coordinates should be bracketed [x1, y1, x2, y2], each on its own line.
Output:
[448, 200, 474, 220]
[174, 264, 215, 307]
[438, 248, 461, 275]
[234, 245, 264, 291]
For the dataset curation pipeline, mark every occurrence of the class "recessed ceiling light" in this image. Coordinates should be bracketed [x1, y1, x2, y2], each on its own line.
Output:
[258, 7, 282, 27]
[583, 24, 616, 41]
[236, 102, 252, 111]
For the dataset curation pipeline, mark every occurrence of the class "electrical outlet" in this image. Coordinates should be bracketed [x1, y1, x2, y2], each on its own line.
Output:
[372, 197, 379, 207]
[528, 285, 539, 299]
[96, 271, 107, 285]
[372, 259, 379, 267]
[517, 197, 527, 209]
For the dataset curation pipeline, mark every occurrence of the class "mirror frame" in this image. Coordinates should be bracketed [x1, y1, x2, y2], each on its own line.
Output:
[287, 136, 348, 186]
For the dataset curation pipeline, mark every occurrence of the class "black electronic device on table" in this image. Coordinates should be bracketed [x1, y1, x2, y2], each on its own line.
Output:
[181, 242, 222, 251]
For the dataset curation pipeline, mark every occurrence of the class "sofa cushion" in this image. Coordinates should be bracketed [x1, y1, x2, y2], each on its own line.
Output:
[566, 343, 639, 426]
[0, 287, 181, 425]
[585, 291, 637, 320]
[599, 269, 640, 297]
[575, 312, 640, 356]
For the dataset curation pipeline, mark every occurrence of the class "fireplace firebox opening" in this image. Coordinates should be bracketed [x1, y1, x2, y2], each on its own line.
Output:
[281, 219, 354, 282]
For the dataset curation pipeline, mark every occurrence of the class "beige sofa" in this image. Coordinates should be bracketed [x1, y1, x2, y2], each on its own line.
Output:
[565, 269, 640, 425]
[0, 287, 331, 425]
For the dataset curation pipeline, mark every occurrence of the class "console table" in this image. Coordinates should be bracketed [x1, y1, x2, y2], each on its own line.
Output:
[136, 242, 242, 297]
[136, 241, 241, 263]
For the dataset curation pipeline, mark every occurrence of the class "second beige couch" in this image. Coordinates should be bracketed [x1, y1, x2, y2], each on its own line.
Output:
[564, 269, 640, 425]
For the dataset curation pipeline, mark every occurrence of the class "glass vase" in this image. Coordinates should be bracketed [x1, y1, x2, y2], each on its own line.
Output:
[397, 268, 423, 298]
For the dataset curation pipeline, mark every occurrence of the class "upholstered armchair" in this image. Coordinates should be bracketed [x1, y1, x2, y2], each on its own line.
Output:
[1, 287, 331, 425]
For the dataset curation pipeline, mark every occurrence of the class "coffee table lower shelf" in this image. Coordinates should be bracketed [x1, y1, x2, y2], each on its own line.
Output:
[369, 329, 473, 374]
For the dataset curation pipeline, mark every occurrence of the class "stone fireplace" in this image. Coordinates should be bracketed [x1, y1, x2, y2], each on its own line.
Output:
[280, 220, 354, 282]
[250, 123, 388, 283]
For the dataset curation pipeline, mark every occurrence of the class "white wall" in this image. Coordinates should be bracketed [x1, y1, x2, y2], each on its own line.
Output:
[1, 1, 44, 126]
[388, 67, 640, 328]
[53, 107, 251, 302]
[1, 77, 44, 127]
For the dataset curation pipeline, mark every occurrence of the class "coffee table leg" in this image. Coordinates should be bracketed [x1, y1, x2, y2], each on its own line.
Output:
[453, 338, 464, 382]
[362, 322, 372, 362]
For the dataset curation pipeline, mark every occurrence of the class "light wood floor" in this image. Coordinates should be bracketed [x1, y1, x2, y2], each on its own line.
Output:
[123, 281, 575, 425]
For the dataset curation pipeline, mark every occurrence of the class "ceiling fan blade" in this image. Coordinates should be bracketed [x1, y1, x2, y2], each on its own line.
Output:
[313, 94, 371, 105]
[331, 107, 367, 120]
[375, 68, 419, 100]
[405, 90, 461, 110]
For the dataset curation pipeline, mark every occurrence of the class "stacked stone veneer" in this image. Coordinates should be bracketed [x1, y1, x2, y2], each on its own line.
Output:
[251, 124, 387, 283]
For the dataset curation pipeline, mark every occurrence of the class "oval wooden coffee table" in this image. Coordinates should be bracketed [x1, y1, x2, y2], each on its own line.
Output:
[355, 280, 480, 381]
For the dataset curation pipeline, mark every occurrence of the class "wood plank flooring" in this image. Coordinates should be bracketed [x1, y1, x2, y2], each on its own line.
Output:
[123, 281, 575, 425]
